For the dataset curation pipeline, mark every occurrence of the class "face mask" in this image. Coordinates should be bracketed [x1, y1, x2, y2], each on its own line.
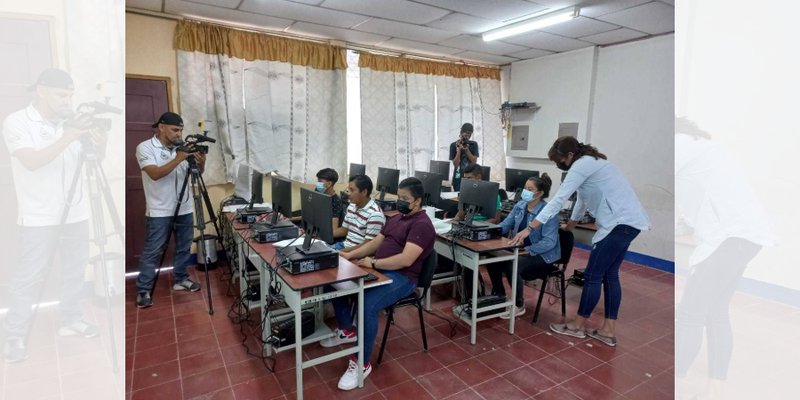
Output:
[315, 182, 326, 192]
[396, 199, 412, 215]
[556, 161, 571, 171]
[520, 189, 535, 202]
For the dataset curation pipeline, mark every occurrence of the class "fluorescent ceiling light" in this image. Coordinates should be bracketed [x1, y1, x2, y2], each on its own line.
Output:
[483, 6, 580, 42]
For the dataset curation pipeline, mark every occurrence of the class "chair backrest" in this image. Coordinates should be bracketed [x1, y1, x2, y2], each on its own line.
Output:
[416, 251, 438, 297]
[557, 229, 575, 268]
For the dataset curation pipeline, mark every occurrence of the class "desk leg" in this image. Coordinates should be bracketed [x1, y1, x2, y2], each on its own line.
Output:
[295, 303, 303, 400]
[509, 248, 518, 335]
[470, 264, 478, 345]
[357, 278, 365, 388]
[262, 261, 271, 356]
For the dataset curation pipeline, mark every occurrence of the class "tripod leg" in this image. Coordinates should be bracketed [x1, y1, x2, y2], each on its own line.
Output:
[190, 171, 214, 315]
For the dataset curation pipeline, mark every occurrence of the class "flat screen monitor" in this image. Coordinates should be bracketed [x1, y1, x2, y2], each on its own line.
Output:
[458, 178, 499, 226]
[299, 187, 334, 252]
[234, 163, 252, 201]
[505, 168, 539, 193]
[269, 175, 294, 226]
[376, 167, 400, 200]
[349, 163, 366, 177]
[429, 160, 450, 180]
[413, 170, 444, 207]
[480, 166, 491, 181]
[249, 170, 265, 209]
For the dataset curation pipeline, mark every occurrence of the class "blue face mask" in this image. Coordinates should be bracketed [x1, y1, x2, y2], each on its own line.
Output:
[315, 182, 326, 193]
[520, 189, 536, 202]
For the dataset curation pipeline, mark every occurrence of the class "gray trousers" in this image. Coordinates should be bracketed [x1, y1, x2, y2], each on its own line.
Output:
[2, 221, 89, 338]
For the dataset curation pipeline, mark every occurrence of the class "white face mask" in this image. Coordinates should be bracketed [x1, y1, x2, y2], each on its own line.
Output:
[520, 189, 537, 202]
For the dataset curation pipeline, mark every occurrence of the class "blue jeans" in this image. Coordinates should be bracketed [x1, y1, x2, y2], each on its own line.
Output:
[2, 221, 89, 337]
[136, 213, 193, 293]
[331, 271, 417, 362]
[577, 224, 640, 320]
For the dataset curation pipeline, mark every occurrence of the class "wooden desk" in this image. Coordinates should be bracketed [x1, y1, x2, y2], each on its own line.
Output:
[224, 212, 390, 399]
[434, 232, 521, 344]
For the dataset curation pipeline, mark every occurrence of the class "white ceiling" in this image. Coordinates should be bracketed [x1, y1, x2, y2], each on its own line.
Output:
[127, 0, 674, 65]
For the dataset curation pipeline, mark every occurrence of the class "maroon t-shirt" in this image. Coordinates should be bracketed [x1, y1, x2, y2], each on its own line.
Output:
[374, 210, 436, 282]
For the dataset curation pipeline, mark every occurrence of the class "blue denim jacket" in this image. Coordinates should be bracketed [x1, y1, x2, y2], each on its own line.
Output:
[498, 200, 561, 263]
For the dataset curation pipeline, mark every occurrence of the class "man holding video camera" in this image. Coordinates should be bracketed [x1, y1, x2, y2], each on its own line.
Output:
[134, 112, 206, 309]
[448, 122, 479, 191]
[1, 68, 107, 362]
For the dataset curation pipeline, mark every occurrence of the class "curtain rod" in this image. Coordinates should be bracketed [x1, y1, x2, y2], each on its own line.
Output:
[126, 7, 502, 69]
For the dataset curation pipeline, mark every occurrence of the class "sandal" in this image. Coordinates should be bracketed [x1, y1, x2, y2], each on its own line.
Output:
[549, 323, 586, 338]
[587, 329, 617, 347]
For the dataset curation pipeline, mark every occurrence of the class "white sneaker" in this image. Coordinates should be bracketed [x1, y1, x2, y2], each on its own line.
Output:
[58, 320, 99, 338]
[320, 328, 357, 348]
[499, 305, 526, 320]
[337, 359, 372, 391]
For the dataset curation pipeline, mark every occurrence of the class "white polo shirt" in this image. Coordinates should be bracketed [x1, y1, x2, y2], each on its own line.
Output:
[2, 104, 89, 226]
[136, 135, 193, 217]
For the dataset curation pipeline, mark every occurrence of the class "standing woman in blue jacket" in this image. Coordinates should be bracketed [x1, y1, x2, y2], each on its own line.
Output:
[510, 136, 650, 346]
[490, 173, 560, 319]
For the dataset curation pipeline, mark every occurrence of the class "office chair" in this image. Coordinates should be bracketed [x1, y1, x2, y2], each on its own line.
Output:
[376, 252, 437, 366]
[531, 229, 574, 323]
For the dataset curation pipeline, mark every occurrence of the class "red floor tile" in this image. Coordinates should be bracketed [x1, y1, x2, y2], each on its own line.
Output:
[560, 374, 621, 400]
[476, 348, 527, 375]
[368, 359, 413, 388]
[533, 385, 582, 400]
[179, 349, 225, 377]
[181, 366, 230, 399]
[133, 343, 179, 370]
[472, 376, 528, 400]
[130, 379, 182, 400]
[231, 374, 283, 400]
[552, 346, 605, 372]
[530, 355, 581, 385]
[444, 388, 484, 400]
[274, 367, 325, 394]
[394, 351, 444, 376]
[427, 342, 473, 367]
[381, 380, 435, 399]
[130, 360, 180, 391]
[448, 357, 497, 386]
[417, 367, 469, 398]
[502, 366, 558, 396]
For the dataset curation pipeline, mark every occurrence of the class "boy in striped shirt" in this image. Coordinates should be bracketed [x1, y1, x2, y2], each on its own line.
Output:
[333, 174, 386, 250]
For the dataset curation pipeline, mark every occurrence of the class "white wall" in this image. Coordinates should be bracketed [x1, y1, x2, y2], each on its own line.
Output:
[590, 35, 674, 261]
[505, 35, 674, 262]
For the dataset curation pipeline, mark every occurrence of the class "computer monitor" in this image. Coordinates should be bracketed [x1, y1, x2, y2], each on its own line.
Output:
[413, 170, 444, 207]
[234, 163, 252, 201]
[505, 168, 540, 194]
[349, 163, 366, 177]
[299, 187, 335, 253]
[429, 160, 450, 180]
[376, 167, 400, 200]
[269, 175, 294, 226]
[458, 179, 499, 226]
[480, 166, 491, 181]
[247, 170, 270, 212]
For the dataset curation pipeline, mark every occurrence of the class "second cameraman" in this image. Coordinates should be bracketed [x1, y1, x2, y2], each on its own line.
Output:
[135, 112, 206, 309]
[448, 123, 479, 191]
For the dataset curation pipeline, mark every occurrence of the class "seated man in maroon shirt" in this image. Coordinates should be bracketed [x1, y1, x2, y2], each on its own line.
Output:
[320, 177, 436, 391]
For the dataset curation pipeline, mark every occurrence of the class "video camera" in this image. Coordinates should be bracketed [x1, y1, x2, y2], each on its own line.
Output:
[175, 134, 214, 155]
[73, 101, 122, 132]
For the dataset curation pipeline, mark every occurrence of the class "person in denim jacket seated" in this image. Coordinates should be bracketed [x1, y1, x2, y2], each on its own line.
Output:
[490, 173, 560, 319]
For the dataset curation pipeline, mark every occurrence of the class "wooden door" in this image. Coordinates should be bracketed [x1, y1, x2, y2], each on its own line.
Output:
[125, 76, 171, 270]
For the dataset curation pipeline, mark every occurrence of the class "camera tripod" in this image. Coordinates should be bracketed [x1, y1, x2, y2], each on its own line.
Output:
[20, 134, 123, 373]
[149, 152, 222, 315]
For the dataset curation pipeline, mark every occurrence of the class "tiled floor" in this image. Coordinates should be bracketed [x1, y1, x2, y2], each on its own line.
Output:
[125, 248, 675, 400]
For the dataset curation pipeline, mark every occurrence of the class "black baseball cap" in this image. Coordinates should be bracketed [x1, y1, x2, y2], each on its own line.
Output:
[461, 123, 474, 133]
[152, 112, 184, 128]
[29, 68, 74, 91]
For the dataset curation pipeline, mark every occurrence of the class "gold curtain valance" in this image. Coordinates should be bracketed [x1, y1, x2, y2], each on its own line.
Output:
[358, 52, 500, 80]
[174, 20, 347, 70]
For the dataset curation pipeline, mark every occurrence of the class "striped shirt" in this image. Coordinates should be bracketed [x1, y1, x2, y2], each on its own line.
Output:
[343, 199, 386, 248]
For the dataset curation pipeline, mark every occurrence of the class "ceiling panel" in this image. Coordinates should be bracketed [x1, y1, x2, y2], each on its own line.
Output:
[507, 47, 555, 60]
[580, 27, 648, 45]
[377, 38, 464, 56]
[438, 34, 529, 56]
[597, 2, 674, 34]
[578, 0, 653, 18]
[538, 16, 620, 38]
[501, 31, 594, 52]
[658, 0, 675, 5]
[414, 0, 547, 22]
[425, 12, 505, 34]
[291, 0, 326, 5]
[127, 0, 163, 12]
[354, 18, 460, 44]
[166, 0, 294, 30]
[185, 0, 241, 8]
[286, 21, 391, 46]
[239, 0, 370, 29]
[452, 50, 518, 64]
[320, 0, 451, 25]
